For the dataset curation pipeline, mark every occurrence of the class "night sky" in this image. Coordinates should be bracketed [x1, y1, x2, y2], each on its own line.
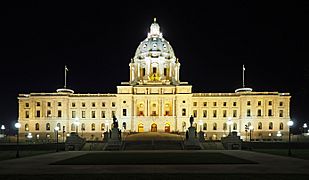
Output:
[1, 1, 308, 133]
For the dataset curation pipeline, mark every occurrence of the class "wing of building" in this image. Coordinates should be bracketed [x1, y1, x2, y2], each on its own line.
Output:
[18, 19, 291, 142]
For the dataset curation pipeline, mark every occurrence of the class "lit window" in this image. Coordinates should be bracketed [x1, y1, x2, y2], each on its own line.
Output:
[203, 110, 207, 118]
[91, 111, 96, 118]
[279, 110, 283, 117]
[213, 123, 217, 130]
[269, 122, 273, 130]
[91, 123, 95, 131]
[25, 111, 29, 118]
[213, 110, 217, 118]
[233, 110, 237, 117]
[223, 110, 227, 118]
[247, 109, 251, 117]
[123, 109, 127, 116]
[182, 108, 186, 116]
[193, 110, 197, 118]
[101, 111, 106, 118]
[46, 123, 50, 131]
[258, 122, 262, 130]
[35, 123, 39, 131]
[82, 111, 86, 118]
[72, 111, 76, 118]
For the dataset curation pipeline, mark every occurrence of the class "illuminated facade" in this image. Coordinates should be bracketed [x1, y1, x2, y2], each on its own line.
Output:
[18, 19, 291, 141]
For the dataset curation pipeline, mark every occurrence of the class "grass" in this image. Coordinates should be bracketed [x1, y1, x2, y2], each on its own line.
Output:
[0, 174, 309, 180]
[0, 150, 55, 161]
[253, 149, 309, 160]
[51, 152, 256, 165]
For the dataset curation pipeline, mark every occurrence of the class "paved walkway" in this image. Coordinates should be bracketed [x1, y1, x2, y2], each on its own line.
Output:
[0, 150, 309, 175]
[125, 132, 183, 141]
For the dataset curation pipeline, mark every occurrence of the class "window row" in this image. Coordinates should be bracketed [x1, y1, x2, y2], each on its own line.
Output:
[26, 101, 118, 108]
[191, 101, 284, 107]
[189, 109, 284, 118]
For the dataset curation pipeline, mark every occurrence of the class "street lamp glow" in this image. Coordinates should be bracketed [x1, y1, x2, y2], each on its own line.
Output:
[287, 120, 294, 127]
[54, 127, 60, 131]
[1, 125, 5, 130]
[303, 123, 307, 128]
[276, 131, 282, 137]
[249, 125, 254, 130]
[15, 122, 21, 129]
[27, 132, 33, 139]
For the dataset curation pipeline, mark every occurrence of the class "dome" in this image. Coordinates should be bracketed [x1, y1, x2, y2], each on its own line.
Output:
[134, 19, 176, 60]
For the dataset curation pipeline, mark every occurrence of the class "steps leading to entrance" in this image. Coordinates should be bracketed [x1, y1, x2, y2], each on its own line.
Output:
[200, 141, 225, 150]
[124, 140, 183, 150]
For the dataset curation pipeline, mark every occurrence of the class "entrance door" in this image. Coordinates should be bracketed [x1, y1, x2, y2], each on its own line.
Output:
[151, 123, 157, 132]
[138, 124, 144, 132]
[165, 123, 170, 133]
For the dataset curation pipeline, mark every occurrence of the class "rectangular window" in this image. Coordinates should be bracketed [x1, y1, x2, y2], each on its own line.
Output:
[112, 111, 116, 118]
[151, 111, 157, 116]
[223, 110, 227, 117]
[153, 67, 157, 73]
[268, 101, 272, 106]
[58, 110, 62, 117]
[142, 68, 146, 77]
[91, 111, 96, 118]
[279, 102, 283, 106]
[247, 109, 251, 117]
[92, 102, 96, 107]
[82, 111, 86, 118]
[112, 102, 116, 107]
[25, 103, 29, 107]
[257, 109, 262, 117]
[101, 111, 106, 118]
[247, 101, 251, 106]
[268, 109, 272, 116]
[58, 102, 62, 106]
[193, 110, 197, 118]
[36, 110, 40, 117]
[233, 110, 237, 117]
[279, 110, 283, 117]
[47, 102, 51, 107]
[47, 110, 51, 117]
[213, 110, 217, 118]
[223, 102, 227, 107]
[233, 102, 237, 106]
[82, 102, 86, 107]
[36, 102, 40, 106]
[102, 102, 106, 107]
[123, 109, 127, 116]
[72, 111, 76, 118]
[213, 102, 217, 107]
[203, 110, 207, 118]
[203, 102, 207, 106]
[164, 68, 167, 76]
[182, 108, 186, 116]
[25, 111, 29, 118]
[193, 102, 197, 106]
[258, 101, 262, 106]
[72, 102, 76, 107]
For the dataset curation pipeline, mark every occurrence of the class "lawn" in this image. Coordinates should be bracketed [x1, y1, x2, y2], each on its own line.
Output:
[254, 149, 309, 160]
[0, 151, 55, 161]
[51, 152, 256, 165]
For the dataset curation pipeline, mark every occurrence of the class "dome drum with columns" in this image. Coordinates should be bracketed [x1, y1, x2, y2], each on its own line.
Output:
[129, 18, 181, 85]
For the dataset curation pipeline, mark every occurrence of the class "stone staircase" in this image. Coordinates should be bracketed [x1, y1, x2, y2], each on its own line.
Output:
[200, 141, 225, 150]
[81, 142, 107, 151]
[123, 140, 184, 150]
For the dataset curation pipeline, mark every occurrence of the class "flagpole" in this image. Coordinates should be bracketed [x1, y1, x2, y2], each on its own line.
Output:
[64, 65, 67, 89]
[242, 64, 245, 88]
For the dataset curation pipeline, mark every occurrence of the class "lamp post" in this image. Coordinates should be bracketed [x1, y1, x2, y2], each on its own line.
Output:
[54, 127, 59, 152]
[287, 120, 294, 156]
[303, 123, 307, 135]
[1, 125, 5, 140]
[249, 125, 254, 142]
[14, 122, 21, 158]
[227, 117, 232, 135]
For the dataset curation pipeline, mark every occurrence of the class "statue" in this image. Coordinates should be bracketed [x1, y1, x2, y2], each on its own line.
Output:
[112, 115, 119, 129]
[189, 115, 194, 127]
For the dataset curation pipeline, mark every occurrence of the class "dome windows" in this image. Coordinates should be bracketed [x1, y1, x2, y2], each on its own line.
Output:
[153, 43, 157, 48]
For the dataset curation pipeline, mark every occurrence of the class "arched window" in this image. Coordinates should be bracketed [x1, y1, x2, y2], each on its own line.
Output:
[101, 123, 105, 131]
[46, 123, 50, 131]
[233, 123, 237, 130]
[258, 122, 262, 130]
[71, 123, 75, 131]
[91, 123, 95, 131]
[57, 123, 61, 131]
[213, 123, 217, 130]
[35, 123, 39, 131]
[223, 123, 227, 130]
[25, 124, 29, 131]
[279, 122, 284, 130]
[122, 122, 126, 130]
[81, 123, 85, 131]
[203, 123, 207, 130]
[269, 122, 273, 130]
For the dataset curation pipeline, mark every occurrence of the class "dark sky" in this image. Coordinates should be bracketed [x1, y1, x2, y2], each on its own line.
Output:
[1, 1, 308, 133]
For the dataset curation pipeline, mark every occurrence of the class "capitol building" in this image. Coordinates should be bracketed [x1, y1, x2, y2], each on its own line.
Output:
[18, 19, 291, 141]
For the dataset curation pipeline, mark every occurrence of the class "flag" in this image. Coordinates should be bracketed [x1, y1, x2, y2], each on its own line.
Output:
[65, 65, 69, 71]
